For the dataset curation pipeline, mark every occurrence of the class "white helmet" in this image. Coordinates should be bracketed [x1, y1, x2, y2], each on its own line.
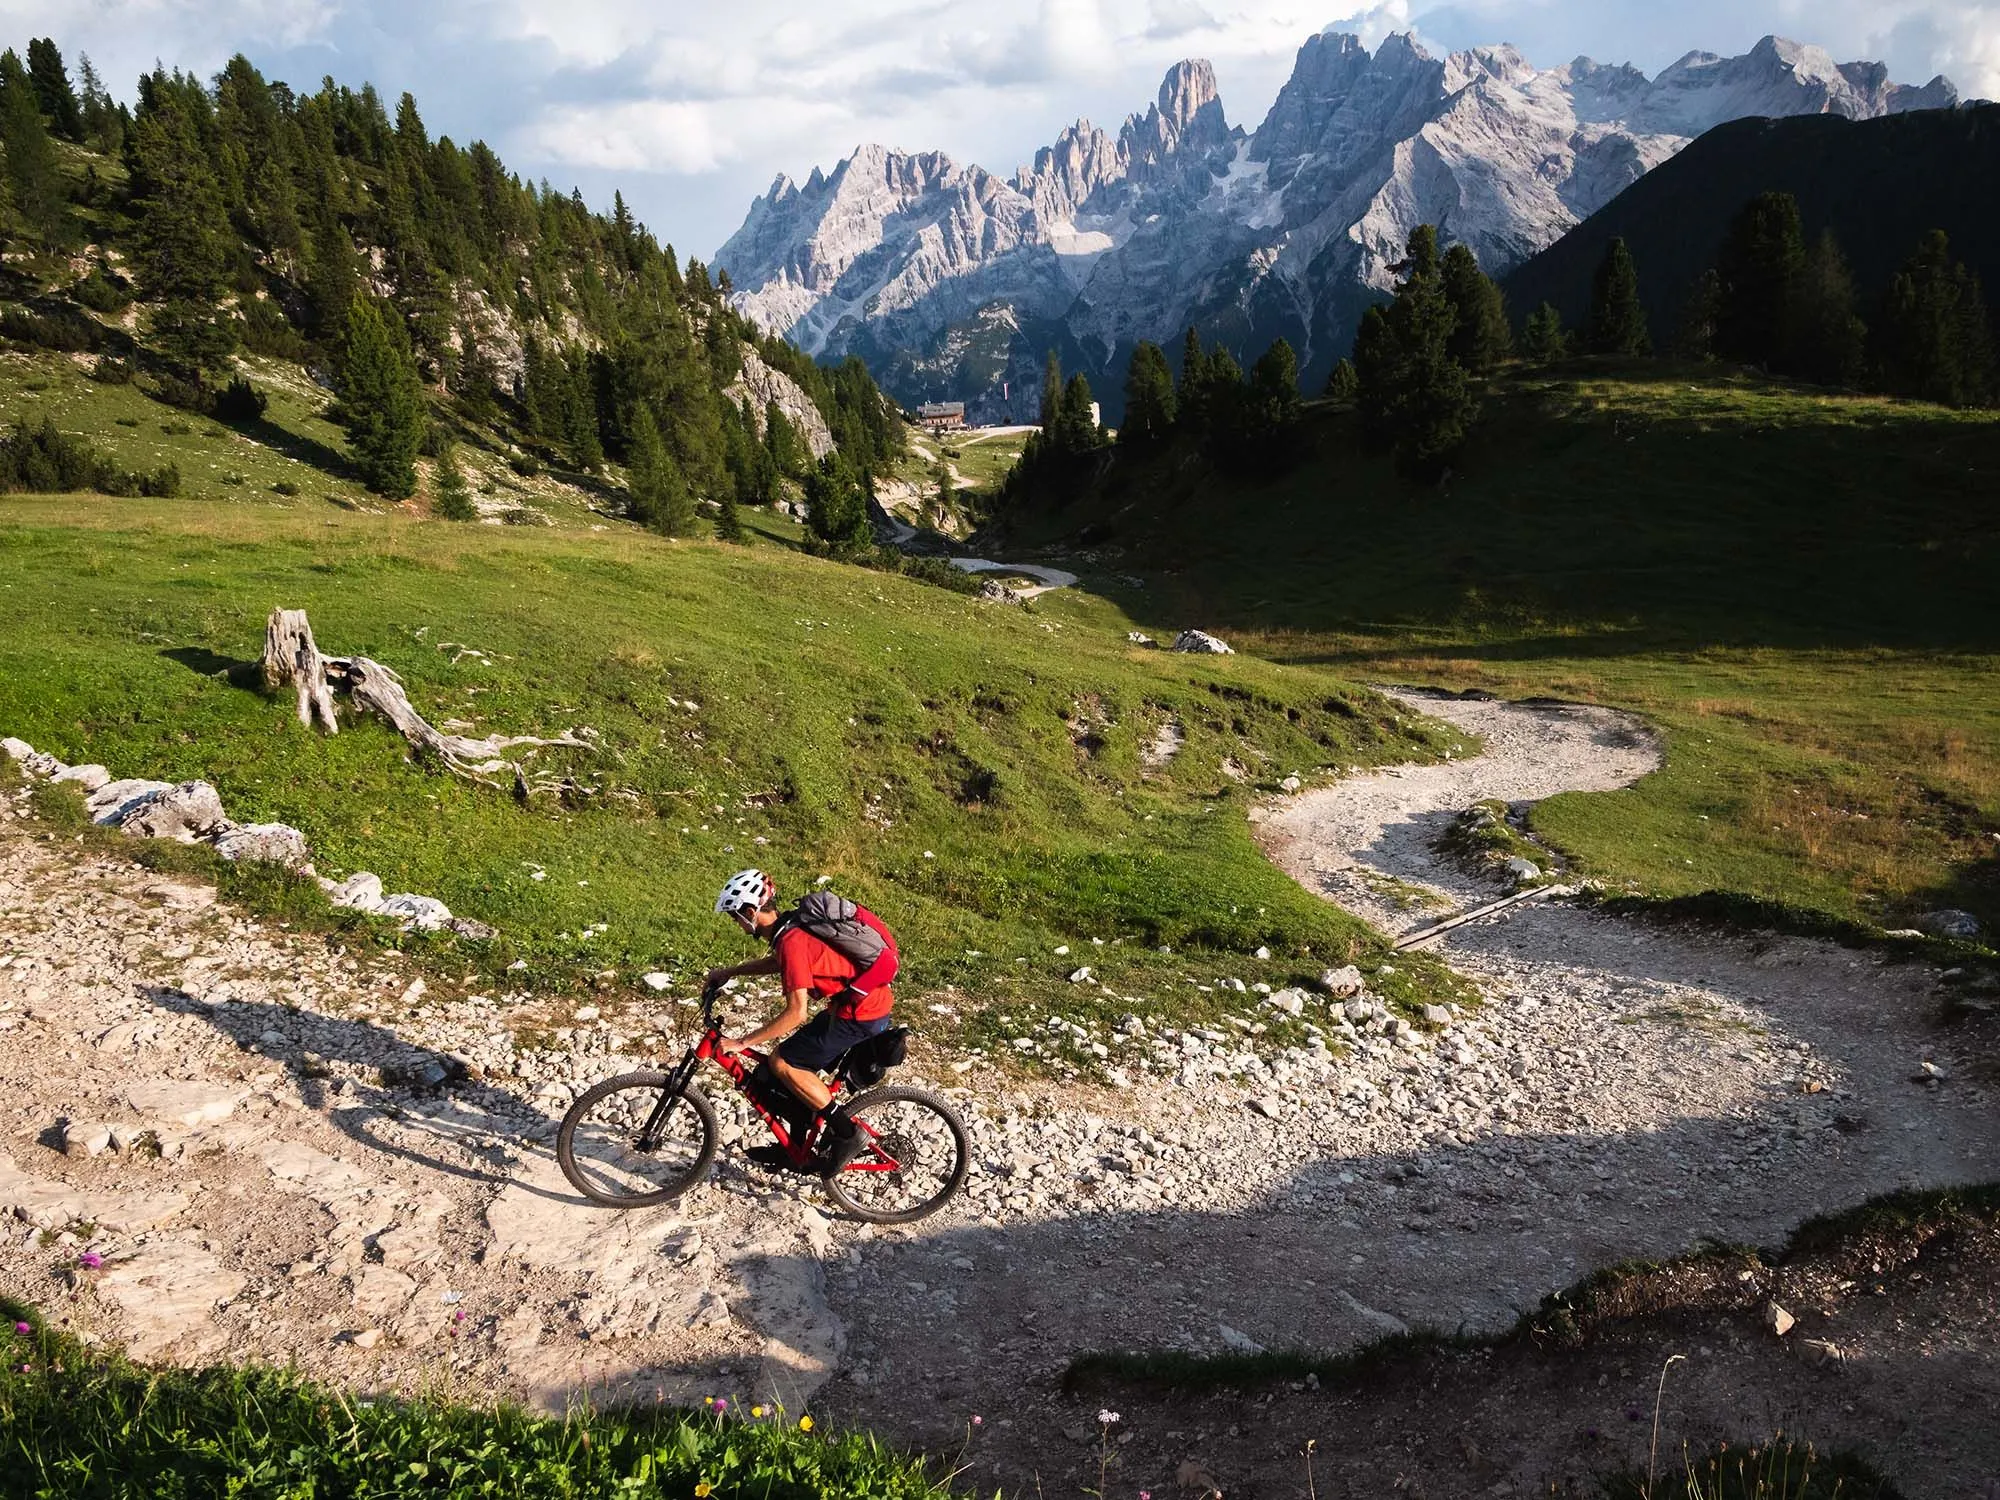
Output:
[715, 868, 776, 917]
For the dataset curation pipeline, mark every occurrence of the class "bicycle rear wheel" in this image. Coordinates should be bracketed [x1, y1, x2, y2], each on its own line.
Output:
[820, 1085, 969, 1225]
[557, 1072, 719, 1208]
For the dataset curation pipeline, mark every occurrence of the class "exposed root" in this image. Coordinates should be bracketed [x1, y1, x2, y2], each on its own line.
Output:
[260, 608, 598, 790]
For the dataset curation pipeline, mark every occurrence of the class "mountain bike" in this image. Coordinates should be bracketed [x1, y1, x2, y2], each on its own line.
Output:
[556, 982, 969, 1225]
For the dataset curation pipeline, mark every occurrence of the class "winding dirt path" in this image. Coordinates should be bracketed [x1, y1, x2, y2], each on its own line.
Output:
[2, 692, 1995, 1497]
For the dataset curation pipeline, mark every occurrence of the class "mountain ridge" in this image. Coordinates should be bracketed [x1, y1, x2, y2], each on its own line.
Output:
[718, 29, 1955, 421]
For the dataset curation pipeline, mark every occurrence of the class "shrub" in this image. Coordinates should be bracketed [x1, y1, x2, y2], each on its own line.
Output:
[0, 418, 179, 498]
[90, 356, 135, 385]
[508, 452, 541, 477]
[0, 304, 105, 353]
[239, 296, 308, 360]
[71, 267, 133, 313]
[212, 377, 268, 425]
[148, 373, 210, 413]
[271, 480, 300, 496]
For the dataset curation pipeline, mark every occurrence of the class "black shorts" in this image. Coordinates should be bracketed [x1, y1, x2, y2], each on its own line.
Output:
[778, 1009, 891, 1073]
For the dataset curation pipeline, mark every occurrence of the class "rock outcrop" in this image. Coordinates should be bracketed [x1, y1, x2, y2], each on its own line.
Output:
[719, 31, 1955, 419]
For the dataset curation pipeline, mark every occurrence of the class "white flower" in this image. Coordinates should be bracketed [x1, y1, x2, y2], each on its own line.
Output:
[1097, 1409, 1121, 1426]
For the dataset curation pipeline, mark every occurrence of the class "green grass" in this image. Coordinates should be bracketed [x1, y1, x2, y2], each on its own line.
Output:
[0, 1303, 952, 1500]
[1437, 798, 1559, 882]
[0, 477, 1471, 1048]
[994, 366, 2000, 946]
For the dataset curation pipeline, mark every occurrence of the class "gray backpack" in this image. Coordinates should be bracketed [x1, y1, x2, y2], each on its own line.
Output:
[777, 891, 893, 982]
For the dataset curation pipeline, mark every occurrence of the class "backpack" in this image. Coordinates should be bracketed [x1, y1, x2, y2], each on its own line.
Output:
[777, 891, 897, 987]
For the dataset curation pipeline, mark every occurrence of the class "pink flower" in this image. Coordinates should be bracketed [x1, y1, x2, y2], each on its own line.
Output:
[11, 1322, 28, 1335]
[76, 1253, 103, 1270]
[972, 1415, 983, 1426]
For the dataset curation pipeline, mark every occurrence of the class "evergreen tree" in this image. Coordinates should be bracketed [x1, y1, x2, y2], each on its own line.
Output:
[337, 296, 427, 498]
[1714, 191, 1805, 368]
[1324, 358, 1360, 401]
[25, 39, 82, 142]
[764, 401, 801, 477]
[305, 214, 360, 344]
[1055, 373, 1102, 454]
[453, 324, 500, 421]
[1671, 271, 1722, 361]
[0, 50, 64, 241]
[433, 442, 476, 520]
[1038, 350, 1064, 432]
[1876, 230, 1994, 408]
[1521, 303, 1570, 364]
[626, 407, 697, 534]
[1121, 341, 1177, 445]
[1176, 327, 1211, 427]
[1790, 231, 1867, 387]
[931, 457, 959, 530]
[716, 489, 748, 543]
[1583, 238, 1650, 356]
[1237, 337, 1303, 456]
[1354, 224, 1477, 482]
[76, 54, 119, 153]
[129, 84, 238, 378]
[1441, 244, 1511, 371]
[804, 453, 870, 552]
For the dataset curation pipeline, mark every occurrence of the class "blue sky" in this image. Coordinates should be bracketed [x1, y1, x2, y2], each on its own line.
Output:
[10, 1, 1995, 258]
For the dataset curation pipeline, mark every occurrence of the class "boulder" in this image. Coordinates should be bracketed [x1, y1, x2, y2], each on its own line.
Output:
[1320, 965, 1366, 998]
[51, 763, 111, 793]
[1172, 629, 1234, 655]
[1263, 987, 1308, 1017]
[87, 779, 175, 825]
[377, 893, 454, 932]
[213, 823, 312, 868]
[1918, 909, 1981, 941]
[0, 736, 33, 761]
[324, 872, 385, 912]
[1505, 856, 1543, 884]
[118, 781, 230, 842]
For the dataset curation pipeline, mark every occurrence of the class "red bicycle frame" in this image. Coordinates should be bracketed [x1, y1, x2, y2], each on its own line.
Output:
[658, 987, 903, 1175]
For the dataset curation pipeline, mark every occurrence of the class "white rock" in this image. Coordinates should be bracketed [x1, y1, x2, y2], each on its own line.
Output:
[1217, 1322, 1265, 1354]
[51, 763, 111, 792]
[213, 823, 311, 868]
[1765, 1301, 1796, 1337]
[86, 779, 175, 825]
[1172, 630, 1235, 655]
[118, 781, 230, 842]
[378, 894, 454, 931]
[642, 972, 674, 991]
[325, 872, 385, 912]
[0, 737, 32, 761]
[1320, 966, 1365, 997]
[1068, 966, 1094, 984]
[1505, 856, 1542, 883]
[125, 1080, 246, 1128]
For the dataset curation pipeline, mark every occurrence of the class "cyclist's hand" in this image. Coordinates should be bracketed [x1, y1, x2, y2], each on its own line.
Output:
[716, 1036, 750, 1059]
[703, 967, 733, 991]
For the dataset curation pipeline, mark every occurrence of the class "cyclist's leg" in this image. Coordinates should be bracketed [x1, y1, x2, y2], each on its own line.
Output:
[770, 1010, 839, 1114]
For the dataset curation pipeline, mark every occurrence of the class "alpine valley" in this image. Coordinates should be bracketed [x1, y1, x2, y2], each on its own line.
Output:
[716, 30, 1957, 420]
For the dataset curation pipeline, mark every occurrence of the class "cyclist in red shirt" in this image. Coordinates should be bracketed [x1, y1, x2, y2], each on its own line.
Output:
[704, 869, 898, 1172]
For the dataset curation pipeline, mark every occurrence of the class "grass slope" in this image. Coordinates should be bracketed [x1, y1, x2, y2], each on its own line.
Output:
[991, 367, 2000, 943]
[0, 1301, 949, 1500]
[0, 358, 1471, 1051]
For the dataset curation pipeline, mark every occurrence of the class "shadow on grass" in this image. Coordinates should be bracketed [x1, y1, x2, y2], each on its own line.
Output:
[160, 645, 262, 690]
[231, 413, 356, 483]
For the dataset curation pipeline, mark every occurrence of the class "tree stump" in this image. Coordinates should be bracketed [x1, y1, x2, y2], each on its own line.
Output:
[262, 608, 339, 733]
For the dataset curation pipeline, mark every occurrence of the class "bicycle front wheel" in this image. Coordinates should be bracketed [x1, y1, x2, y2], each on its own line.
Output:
[557, 1072, 719, 1208]
[821, 1085, 969, 1225]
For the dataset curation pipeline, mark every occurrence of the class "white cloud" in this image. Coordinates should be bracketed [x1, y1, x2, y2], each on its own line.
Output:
[519, 98, 723, 173]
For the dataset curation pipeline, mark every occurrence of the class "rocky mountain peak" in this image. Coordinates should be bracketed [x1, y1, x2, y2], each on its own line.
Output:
[1158, 59, 1221, 131]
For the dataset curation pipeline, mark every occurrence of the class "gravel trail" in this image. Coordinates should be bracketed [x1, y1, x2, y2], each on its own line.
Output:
[1, 693, 1994, 1497]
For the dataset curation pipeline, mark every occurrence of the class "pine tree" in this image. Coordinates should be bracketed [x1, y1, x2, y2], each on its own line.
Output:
[931, 457, 959, 529]
[1354, 225, 1478, 482]
[1038, 351, 1064, 432]
[433, 443, 476, 520]
[76, 54, 118, 152]
[129, 87, 237, 378]
[1324, 358, 1359, 401]
[1584, 238, 1650, 356]
[804, 453, 870, 552]
[25, 39, 82, 142]
[1876, 230, 1994, 408]
[0, 50, 64, 241]
[626, 408, 696, 534]
[1441, 244, 1511, 371]
[1121, 341, 1177, 445]
[337, 296, 428, 498]
[1714, 192, 1805, 368]
[1242, 338, 1304, 444]
[1521, 303, 1569, 364]
[765, 401, 801, 477]
[305, 214, 360, 345]
[1671, 271, 1722, 361]
[716, 490, 747, 543]
[1056, 374, 1101, 454]
[1790, 231, 1867, 388]
[1177, 326, 1211, 433]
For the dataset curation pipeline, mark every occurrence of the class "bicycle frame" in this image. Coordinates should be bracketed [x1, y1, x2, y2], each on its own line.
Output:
[638, 986, 903, 1174]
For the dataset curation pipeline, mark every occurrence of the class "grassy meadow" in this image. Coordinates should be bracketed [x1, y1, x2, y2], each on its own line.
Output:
[996, 366, 2000, 946]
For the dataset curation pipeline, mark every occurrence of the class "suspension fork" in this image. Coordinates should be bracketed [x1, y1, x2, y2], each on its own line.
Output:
[636, 1046, 704, 1150]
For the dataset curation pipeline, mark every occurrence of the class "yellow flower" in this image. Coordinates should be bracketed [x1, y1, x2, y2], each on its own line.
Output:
[694, 1483, 713, 1498]
[798, 1415, 815, 1432]
[751, 1405, 765, 1418]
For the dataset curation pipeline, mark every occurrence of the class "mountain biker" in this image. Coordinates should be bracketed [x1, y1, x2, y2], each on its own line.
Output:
[704, 869, 898, 1174]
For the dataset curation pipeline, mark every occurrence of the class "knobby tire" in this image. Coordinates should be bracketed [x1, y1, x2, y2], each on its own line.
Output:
[557, 1071, 720, 1208]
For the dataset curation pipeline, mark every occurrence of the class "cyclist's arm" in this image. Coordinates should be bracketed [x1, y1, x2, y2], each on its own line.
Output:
[724, 988, 813, 1053]
[706, 953, 781, 986]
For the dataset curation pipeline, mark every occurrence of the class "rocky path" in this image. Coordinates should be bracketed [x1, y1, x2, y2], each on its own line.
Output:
[2, 692, 1995, 1497]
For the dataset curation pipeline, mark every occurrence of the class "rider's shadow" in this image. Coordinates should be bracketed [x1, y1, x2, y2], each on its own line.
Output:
[140, 983, 588, 1206]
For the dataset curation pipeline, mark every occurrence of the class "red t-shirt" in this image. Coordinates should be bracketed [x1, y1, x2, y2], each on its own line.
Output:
[775, 917, 896, 1022]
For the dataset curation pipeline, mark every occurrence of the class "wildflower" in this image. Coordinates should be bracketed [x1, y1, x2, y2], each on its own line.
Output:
[751, 1405, 765, 1418]
[972, 1415, 983, 1427]
[11, 1322, 28, 1335]
[798, 1415, 814, 1432]
[76, 1253, 103, 1270]
[1097, 1409, 1121, 1426]
[694, 1483, 713, 1498]
[1141, 1492, 1153, 1500]
[713, 1398, 728, 1414]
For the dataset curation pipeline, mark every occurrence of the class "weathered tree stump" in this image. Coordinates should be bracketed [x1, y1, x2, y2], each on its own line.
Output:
[262, 608, 339, 732]
[260, 607, 597, 790]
